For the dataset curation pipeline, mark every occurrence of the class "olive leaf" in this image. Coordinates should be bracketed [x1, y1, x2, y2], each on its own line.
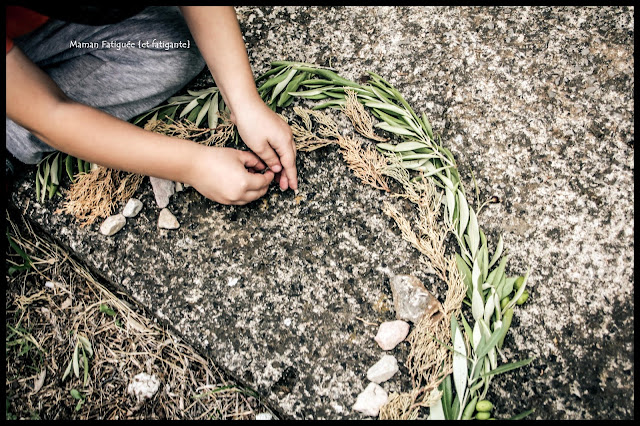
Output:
[452, 316, 467, 408]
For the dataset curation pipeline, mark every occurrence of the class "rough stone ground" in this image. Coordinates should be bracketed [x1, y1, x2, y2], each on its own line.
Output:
[8, 6, 634, 420]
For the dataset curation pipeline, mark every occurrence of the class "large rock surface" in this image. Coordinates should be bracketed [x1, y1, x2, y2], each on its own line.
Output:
[8, 6, 633, 420]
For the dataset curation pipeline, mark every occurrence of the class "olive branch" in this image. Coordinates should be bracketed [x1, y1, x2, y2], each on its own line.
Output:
[32, 59, 534, 419]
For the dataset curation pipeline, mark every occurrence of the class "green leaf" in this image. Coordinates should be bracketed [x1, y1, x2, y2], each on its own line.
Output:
[41, 160, 50, 202]
[452, 318, 467, 406]
[488, 234, 504, 269]
[180, 97, 201, 118]
[422, 112, 433, 139]
[374, 121, 417, 137]
[480, 357, 535, 378]
[256, 64, 287, 82]
[270, 68, 298, 103]
[77, 335, 92, 358]
[456, 254, 472, 299]
[35, 166, 41, 203]
[475, 326, 503, 361]
[445, 187, 455, 226]
[82, 347, 89, 386]
[508, 408, 535, 420]
[196, 96, 212, 127]
[365, 101, 409, 117]
[441, 376, 452, 420]
[72, 342, 80, 378]
[50, 153, 60, 185]
[62, 358, 73, 381]
[186, 87, 218, 97]
[65, 155, 75, 182]
[99, 304, 116, 317]
[457, 189, 469, 238]
[186, 104, 202, 123]
[208, 92, 220, 129]
[467, 206, 480, 259]
[70, 389, 82, 400]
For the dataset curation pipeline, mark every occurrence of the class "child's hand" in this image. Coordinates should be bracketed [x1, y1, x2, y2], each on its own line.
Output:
[230, 98, 298, 192]
[187, 146, 275, 205]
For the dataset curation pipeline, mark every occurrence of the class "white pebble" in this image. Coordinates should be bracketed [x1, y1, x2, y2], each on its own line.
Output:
[352, 382, 388, 417]
[255, 412, 273, 420]
[158, 208, 179, 229]
[367, 355, 399, 384]
[122, 198, 143, 218]
[175, 182, 184, 192]
[375, 320, 410, 350]
[99, 214, 126, 236]
[127, 373, 160, 403]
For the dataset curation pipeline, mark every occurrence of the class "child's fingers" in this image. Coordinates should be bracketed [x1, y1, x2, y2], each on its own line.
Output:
[272, 142, 297, 191]
[240, 150, 267, 171]
[244, 169, 274, 192]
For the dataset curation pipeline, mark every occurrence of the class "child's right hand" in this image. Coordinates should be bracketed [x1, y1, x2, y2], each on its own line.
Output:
[186, 146, 275, 205]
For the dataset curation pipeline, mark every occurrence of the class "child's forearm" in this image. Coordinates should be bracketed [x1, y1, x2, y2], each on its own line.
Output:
[179, 6, 262, 113]
[35, 102, 204, 183]
[6, 46, 203, 184]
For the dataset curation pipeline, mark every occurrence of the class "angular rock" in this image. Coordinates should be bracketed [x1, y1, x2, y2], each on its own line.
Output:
[352, 382, 388, 417]
[175, 182, 184, 192]
[375, 320, 410, 350]
[389, 275, 442, 324]
[122, 198, 143, 218]
[99, 214, 126, 236]
[366, 354, 399, 384]
[150, 176, 175, 208]
[158, 208, 180, 229]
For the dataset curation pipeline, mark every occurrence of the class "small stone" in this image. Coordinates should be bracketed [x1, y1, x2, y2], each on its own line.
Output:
[255, 413, 273, 420]
[122, 198, 143, 218]
[99, 214, 126, 236]
[390, 275, 442, 324]
[375, 320, 410, 350]
[352, 382, 388, 417]
[366, 354, 399, 384]
[127, 373, 160, 403]
[158, 208, 179, 229]
[150, 176, 176, 208]
[175, 182, 184, 192]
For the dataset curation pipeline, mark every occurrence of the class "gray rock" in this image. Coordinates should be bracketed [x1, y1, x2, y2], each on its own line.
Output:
[149, 176, 175, 208]
[389, 275, 442, 324]
[366, 354, 399, 384]
[352, 382, 388, 417]
[375, 320, 410, 350]
[158, 209, 180, 230]
[99, 214, 126, 236]
[122, 198, 143, 218]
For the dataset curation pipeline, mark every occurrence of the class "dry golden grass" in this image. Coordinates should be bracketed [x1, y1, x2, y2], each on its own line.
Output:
[5, 210, 271, 420]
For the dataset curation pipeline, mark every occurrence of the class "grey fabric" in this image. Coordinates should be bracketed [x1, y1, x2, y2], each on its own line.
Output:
[6, 6, 207, 165]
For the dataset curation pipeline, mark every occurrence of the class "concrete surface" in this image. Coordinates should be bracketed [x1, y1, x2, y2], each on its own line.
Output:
[8, 6, 634, 420]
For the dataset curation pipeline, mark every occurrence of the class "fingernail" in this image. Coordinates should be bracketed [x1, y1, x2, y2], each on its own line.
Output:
[272, 165, 282, 173]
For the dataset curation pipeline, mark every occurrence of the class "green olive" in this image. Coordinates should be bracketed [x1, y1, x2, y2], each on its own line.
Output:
[516, 290, 530, 305]
[476, 411, 491, 420]
[476, 400, 493, 412]
[500, 297, 510, 309]
[514, 276, 525, 290]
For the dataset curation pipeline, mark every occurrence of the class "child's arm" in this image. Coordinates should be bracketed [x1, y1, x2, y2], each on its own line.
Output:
[179, 6, 298, 192]
[6, 46, 274, 205]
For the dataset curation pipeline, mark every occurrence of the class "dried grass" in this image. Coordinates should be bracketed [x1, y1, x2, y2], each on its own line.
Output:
[341, 90, 387, 142]
[58, 167, 144, 227]
[5, 210, 267, 420]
